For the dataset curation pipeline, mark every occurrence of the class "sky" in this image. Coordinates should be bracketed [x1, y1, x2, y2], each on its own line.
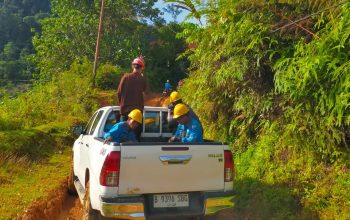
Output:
[154, 1, 191, 23]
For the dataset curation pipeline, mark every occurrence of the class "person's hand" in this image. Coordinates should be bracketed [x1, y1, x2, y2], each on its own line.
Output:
[168, 136, 180, 143]
[103, 137, 112, 144]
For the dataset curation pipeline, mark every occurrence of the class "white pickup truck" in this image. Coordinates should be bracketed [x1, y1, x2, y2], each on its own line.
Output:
[69, 106, 234, 220]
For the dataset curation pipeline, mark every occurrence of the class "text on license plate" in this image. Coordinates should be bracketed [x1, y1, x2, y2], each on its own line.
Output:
[153, 194, 189, 208]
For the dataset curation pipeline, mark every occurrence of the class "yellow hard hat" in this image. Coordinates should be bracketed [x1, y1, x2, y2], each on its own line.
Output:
[128, 109, 142, 124]
[170, 91, 181, 103]
[173, 104, 189, 119]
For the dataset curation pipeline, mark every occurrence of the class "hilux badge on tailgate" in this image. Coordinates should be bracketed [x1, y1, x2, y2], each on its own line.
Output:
[123, 156, 136, 159]
[208, 154, 223, 158]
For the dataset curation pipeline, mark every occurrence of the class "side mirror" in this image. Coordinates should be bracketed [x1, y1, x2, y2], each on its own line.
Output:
[72, 125, 85, 136]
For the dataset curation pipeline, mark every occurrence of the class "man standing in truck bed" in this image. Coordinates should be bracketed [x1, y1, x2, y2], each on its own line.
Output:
[117, 57, 148, 140]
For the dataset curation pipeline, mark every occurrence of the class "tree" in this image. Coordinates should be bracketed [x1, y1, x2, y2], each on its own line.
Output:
[33, 0, 162, 78]
[34, 0, 189, 91]
[2, 42, 19, 61]
[163, 4, 183, 22]
[177, 0, 350, 217]
[0, 0, 50, 87]
[140, 22, 188, 90]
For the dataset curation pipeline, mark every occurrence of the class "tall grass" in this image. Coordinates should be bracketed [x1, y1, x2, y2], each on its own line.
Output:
[0, 59, 99, 159]
[178, 0, 350, 218]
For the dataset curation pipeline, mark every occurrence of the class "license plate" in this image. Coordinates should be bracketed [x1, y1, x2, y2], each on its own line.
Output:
[153, 194, 189, 208]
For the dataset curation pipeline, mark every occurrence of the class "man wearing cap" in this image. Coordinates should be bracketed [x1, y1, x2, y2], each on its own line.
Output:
[168, 104, 203, 143]
[104, 109, 143, 144]
[117, 57, 148, 140]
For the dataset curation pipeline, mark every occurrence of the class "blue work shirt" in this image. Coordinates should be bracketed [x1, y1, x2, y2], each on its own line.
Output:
[104, 121, 136, 143]
[165, 82, 172, 90]
[175, 117, 203, 143]
[167, 103, 203, 134]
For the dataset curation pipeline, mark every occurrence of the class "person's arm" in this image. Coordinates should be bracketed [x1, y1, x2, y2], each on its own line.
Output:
[117, 75, 126, 102]
[103, 137, 113, 144]
[181, 123, 202, 143]
[181, 133, 198, 143]
[168, 125, 181, 142]
[103, 123, 121, 143]
[104, 132, 111, 139]
[103, 130, 113, 144]
[143, 77, 149, 95]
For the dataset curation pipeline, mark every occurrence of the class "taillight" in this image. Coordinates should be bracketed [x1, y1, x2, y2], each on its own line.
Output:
[100, 151, 120, 187]
[224, 150, 234, 182]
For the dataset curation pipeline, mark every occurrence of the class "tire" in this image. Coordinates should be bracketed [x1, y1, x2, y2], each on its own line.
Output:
[83, 181, 101, 220]
[67, 162, 77, 195]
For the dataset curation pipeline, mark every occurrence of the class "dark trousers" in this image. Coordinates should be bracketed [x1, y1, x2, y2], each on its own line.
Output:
[120, 112, 143, 141]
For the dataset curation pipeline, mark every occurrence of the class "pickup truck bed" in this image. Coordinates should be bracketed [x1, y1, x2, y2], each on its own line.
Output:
[70, 106, 234, 220]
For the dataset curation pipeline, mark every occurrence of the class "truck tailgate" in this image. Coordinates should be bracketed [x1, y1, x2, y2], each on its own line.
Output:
[118, 144, 225, 195]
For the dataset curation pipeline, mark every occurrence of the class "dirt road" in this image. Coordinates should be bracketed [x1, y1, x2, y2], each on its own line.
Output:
[57, 194, 234, 220]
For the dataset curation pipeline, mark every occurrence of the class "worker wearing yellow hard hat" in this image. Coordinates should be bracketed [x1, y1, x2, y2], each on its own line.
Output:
[128, 109, 142, 124]
[169, 103, 203, 143]
[104, 109, 142, 144]
[169, 91, 181, 103]
[173, 103, 189, 119]
[167, 91, 203, 134]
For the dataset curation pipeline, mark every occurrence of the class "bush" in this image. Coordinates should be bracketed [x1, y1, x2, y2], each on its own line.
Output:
[95, 64, 124, 90]
[0, 59, 99, 160]
[0, 129, 55, 159]
[0, 116, 84, 160]
[179, 1, 350, 218]
[0, 59, 98, 129]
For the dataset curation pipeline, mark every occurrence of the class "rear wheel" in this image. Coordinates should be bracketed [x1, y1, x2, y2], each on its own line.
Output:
[83, 181, 101, 220]
[67, 162, 77, 195]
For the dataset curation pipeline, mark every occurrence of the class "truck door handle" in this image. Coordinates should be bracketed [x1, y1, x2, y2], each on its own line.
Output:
[159, 155, 192, 165]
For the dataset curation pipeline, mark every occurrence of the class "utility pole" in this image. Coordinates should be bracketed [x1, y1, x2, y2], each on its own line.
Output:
[92, 0, 105, 87]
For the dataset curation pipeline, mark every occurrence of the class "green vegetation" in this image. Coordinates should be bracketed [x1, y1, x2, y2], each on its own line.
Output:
[178, 0, 350, 219]
[1, 0, 349, 219]
[0, 1, 188, 217]
[0, 149, 71, 220]
[0, 60, 99, 218]
[34, 0, 188, 91]
[0, 59, 97, 157]
[95, 64, 124, 90]
[0, 0, 50, 89]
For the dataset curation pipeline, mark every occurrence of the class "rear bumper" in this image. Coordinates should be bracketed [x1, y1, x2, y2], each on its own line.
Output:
[100, 197, 146, 220]
[100, 191, 234, 219]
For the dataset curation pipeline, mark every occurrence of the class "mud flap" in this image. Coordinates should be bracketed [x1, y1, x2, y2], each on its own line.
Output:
[74, 179, 86, 204]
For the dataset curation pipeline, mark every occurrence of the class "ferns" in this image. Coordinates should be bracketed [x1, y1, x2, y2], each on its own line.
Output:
[274, 3, 350, 145]
[177, 0, 350, 217]
[180, 0, 350, 158]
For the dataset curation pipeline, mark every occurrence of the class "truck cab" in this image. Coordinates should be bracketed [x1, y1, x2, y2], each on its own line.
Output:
[70, 106, 234, 220]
